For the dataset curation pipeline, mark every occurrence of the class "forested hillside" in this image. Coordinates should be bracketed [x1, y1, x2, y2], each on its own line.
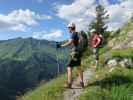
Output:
[0, 37, 69, 100]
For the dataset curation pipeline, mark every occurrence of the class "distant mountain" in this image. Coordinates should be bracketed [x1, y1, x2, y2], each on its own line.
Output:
[0, 37, 69, 100]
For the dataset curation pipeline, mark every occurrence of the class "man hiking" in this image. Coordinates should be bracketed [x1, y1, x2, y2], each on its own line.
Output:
[57, 22, 84, 88]
[90, 29, 102, 69]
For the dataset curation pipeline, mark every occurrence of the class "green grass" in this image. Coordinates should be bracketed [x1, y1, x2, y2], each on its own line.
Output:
[99, 48, 133, 67]
[79, 67, 133, 100]
[20, 67, 81, 100]
[21, 74, 67, 100]
[110, 48, 133, 58]
[106, 16, 133, 49]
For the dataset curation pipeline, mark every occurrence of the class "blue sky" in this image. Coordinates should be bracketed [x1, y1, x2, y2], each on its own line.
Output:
[0, 0, 71, 40]
[0, 0, 133, 41]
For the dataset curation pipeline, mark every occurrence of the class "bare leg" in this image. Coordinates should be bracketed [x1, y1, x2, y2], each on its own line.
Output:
[67, 67, 72, 84]
[77, 67, 83, 82]
[77, 67, 84, 88]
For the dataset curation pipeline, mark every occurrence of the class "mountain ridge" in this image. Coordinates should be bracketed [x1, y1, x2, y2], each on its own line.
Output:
[0, 37, 69, 100]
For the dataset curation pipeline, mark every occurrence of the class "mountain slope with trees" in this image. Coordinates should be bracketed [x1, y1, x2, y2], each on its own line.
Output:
[0, 37, 69, 100]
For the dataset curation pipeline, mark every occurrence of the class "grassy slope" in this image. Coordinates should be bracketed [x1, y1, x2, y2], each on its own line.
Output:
[20, 52, 89, 100]
[20, 70, 80, 100]
[79, 17, 133, 100]
[21, 47, 133, 100]
[21, 74, 67, 100]
[79, 67, 133, 100]
[20, 50, 133, 100]
[108, 16, 133, 49]
[21, 17, 133, 100]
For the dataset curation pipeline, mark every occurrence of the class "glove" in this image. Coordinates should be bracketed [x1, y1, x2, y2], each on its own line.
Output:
[56, 43, 61, 48]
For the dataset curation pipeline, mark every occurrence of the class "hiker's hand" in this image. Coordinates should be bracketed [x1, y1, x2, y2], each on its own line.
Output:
[56, 43, 61, 48]
[93, 45, 97, 48]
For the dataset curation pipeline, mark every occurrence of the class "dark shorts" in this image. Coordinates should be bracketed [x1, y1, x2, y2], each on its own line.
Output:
[68, 50, 81, 68]
[68, 59, 81, 68]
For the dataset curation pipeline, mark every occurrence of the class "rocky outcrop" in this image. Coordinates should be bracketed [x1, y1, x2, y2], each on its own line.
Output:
[106, 25, 133, 69]
[108, 29, 133, 49]
[107, 58, 133, 68]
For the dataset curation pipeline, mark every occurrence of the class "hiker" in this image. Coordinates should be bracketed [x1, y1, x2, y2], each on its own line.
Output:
[90, 29, 102, 69]
[56, 22, 84, 88]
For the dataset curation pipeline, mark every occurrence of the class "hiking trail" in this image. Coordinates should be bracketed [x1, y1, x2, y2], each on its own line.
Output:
[63, 68, 94, 100]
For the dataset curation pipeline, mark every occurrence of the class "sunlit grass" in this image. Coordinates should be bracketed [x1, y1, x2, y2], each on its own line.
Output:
[80, 67, 133, 100]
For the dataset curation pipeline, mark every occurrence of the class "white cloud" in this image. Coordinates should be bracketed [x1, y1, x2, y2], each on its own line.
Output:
[56, 0, 96, 31]
[56, 0, 133, 31]
[32, 29, 63, 41]
[0, 9, 51, 32]
[11, 24, 27, 32]
[56, 0, 95, 19]
[107, 0, 133, 30]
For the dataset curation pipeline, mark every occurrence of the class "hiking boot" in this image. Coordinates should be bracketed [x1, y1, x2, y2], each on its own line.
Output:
[80, 81, 84, 88]
[64, 83, 72, 88]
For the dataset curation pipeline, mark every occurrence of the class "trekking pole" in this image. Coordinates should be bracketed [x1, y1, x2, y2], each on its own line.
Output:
[55, 42, 60, 75]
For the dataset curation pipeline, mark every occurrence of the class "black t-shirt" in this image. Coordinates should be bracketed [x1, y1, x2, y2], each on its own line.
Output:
[70, 32, 79, 48]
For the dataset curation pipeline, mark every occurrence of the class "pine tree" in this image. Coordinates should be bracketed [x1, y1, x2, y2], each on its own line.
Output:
[89, 5, 109, 45]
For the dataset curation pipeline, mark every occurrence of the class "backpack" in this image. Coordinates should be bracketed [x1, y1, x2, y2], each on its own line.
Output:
[90, 33, 102, 48]
[78, 31, 88, 53]
[69, 31, 88, 60]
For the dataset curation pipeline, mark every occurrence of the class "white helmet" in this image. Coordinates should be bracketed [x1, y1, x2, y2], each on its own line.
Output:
[67, 22, 76, 28]
[90, 29, 96, 33]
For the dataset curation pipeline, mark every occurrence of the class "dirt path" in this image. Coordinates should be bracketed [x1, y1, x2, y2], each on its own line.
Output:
[63, 68, 94, 100]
